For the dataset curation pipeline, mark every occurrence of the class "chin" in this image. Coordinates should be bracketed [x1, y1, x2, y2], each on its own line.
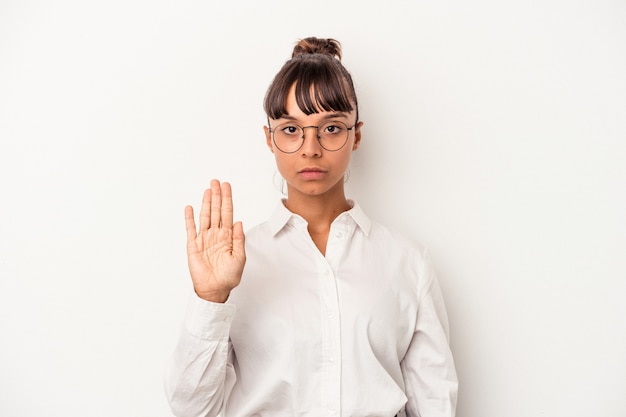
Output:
[289, 180, 343, 198]
[294, 187, 327, 196]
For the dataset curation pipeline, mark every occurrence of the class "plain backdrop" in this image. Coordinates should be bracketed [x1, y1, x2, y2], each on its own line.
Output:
[1, 0, 625, 416]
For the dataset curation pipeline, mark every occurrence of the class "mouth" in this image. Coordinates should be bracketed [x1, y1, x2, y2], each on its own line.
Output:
[298, 167, 327, 180]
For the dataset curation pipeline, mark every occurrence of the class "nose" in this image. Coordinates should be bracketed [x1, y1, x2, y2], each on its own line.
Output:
[300, 126, 322, 156]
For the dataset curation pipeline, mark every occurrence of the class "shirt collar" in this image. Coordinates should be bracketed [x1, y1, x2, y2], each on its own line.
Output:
[268, 199, 372, 237]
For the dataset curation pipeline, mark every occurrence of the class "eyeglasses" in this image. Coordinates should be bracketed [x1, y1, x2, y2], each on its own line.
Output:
[268, 120, 356, 153]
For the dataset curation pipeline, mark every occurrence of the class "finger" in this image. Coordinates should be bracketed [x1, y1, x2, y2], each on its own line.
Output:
[232, 221, 246, 259]
[210, 179, 222, 228]
[184, 205, 197, 243]
[221, 182, 234, 229]
[198, 188, 212, 230]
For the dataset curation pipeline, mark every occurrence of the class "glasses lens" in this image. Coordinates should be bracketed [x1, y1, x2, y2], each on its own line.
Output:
[273, 123, 303, 153]
[318, 121, 349, 151]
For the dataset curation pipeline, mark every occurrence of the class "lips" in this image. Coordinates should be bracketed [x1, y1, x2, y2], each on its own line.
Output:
[299, 167, 326, 173]
[298, 167, 327, 180]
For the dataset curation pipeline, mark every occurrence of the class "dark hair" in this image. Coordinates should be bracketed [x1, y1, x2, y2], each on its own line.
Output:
[263, 37, 359, 121]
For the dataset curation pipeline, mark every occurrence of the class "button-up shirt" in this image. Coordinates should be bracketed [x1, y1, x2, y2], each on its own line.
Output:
[165, 201, 457, 417]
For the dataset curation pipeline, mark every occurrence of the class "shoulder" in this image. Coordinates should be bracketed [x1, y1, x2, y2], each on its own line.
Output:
[341, 218, 437, 312]
[369, 219, 428, 260]
[350, 201, 425, 255]
[367, 219, 436, 288]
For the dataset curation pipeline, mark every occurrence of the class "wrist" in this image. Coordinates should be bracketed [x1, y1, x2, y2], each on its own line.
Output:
[195, 288, 231, 303]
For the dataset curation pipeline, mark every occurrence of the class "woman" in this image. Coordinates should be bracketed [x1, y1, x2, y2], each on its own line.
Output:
[165, 37, 458, 417]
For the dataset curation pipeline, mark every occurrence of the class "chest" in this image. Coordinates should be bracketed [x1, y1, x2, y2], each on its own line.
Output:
[228, 234, 420, 364]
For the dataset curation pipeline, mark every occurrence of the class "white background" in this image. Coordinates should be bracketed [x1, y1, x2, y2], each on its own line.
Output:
[1, 1, 625, 416]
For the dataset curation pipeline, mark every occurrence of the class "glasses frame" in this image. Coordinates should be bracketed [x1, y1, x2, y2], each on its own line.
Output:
[268, 120, 358, 154]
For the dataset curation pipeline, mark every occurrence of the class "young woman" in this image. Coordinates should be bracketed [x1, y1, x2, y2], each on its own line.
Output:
[165, 37, 458, 417]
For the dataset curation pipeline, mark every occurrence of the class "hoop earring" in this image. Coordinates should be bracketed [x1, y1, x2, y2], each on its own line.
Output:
[344, 168, 351, 183]
[273, 171, 288, 196]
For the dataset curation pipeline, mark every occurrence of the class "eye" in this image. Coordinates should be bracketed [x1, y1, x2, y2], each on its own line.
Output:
[322, 123, 344, 135]
[280, 124, 301, 136]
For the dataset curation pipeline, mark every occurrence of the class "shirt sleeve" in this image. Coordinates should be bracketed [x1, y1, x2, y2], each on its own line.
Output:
[401, 252, 458, 417]
[164, 292, 237, 417]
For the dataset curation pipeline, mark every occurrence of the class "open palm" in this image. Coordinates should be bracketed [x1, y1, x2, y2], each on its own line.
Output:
[185, 180, 246, 303]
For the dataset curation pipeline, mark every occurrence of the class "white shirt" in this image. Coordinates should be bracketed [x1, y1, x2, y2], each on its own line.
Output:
[165, 201, 457, 417]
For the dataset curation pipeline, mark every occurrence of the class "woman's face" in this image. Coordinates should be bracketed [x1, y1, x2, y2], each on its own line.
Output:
[264, 85, 362, 201]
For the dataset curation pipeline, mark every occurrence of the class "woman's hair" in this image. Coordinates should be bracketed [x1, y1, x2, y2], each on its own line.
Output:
[263, 37, 359, 121]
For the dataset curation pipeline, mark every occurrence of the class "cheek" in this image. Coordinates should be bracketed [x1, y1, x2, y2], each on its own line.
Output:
[335, 151, 353, 169]
[273, 154, 292, 176]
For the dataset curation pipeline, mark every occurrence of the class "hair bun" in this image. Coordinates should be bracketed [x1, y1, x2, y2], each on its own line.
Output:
[292, 37, 342, 60]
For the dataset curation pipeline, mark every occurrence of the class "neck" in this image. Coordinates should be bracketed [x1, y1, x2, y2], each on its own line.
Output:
[284, 187, 351, 231]
[284, 181, 351, 255]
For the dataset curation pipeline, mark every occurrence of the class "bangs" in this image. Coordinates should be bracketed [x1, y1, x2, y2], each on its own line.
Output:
[264, 55, 357, 120]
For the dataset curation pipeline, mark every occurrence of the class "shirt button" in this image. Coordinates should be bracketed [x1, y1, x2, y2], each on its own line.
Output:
[336, 232, 343, 238]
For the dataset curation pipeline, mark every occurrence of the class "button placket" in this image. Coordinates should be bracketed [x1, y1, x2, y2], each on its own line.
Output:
[317, 255, 341, 416]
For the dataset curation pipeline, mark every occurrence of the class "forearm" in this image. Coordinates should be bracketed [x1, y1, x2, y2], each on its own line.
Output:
[402, 265, 458, 417]
[164, 294, 237, 417]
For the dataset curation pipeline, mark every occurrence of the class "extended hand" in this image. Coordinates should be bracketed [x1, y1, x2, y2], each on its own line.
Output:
[185, 179, 246, 303]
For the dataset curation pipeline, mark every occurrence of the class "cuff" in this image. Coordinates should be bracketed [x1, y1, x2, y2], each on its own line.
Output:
[183, 292, 237, 340]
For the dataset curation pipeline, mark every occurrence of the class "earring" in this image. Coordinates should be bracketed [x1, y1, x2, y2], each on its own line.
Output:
[273, 171, 288, 196]
[344, 168, 351, 183]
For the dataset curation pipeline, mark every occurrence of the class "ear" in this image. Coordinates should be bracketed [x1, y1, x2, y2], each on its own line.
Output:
[264, 126, 274, 153]
[352, 121, 364, 151]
